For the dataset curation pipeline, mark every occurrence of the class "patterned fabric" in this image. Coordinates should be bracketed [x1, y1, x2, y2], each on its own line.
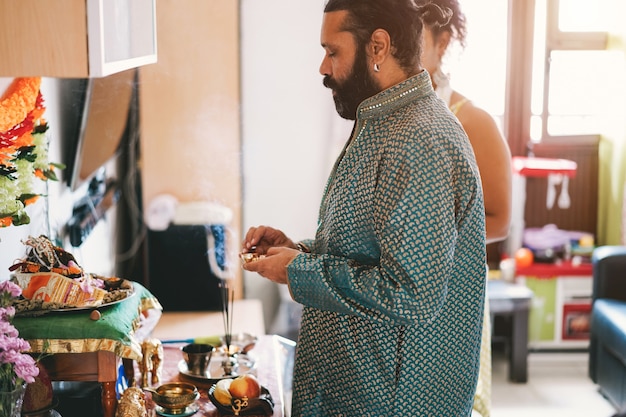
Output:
[287, 71, 486, 416]
[435, 71, 493, 417]
[472, 296, 492, 417]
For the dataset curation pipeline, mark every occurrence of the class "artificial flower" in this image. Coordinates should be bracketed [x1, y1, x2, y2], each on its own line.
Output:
[0, 78, 63, 227]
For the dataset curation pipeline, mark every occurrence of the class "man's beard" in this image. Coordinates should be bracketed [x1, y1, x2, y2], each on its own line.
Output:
[323, 48, 381, 120]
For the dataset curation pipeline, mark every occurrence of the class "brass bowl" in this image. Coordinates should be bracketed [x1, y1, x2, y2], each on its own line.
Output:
[239, 252, 265, 264]
[149, 382, 199, 414]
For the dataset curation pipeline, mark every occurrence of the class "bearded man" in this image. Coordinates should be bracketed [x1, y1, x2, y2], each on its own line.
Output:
[242, 0, 486, 415]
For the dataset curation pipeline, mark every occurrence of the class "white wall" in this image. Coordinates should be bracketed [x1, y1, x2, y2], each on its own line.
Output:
[240, 0, 353, 329]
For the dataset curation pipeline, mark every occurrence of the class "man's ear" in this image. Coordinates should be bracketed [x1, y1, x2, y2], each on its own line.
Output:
[370, 29, 392, 65]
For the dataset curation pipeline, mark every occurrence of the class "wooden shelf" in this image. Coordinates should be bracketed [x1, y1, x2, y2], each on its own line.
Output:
[0, 0, 156, 78]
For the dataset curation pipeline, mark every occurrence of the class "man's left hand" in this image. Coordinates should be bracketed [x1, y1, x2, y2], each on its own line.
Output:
[242, 247, 300, 285]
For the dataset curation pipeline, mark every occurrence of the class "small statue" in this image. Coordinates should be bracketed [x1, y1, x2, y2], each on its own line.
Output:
[116, 387, 147, 417]
[140, 338, 163, 387]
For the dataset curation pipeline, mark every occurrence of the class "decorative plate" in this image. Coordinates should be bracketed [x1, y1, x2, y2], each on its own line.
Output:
[155, 403, 200, 417]
[46, 289, 135, 313]
[217, 332, 258, 355]
[13, 284, 135, 317]
[208, 385, 274, 416]
[178, 352, 257, 383]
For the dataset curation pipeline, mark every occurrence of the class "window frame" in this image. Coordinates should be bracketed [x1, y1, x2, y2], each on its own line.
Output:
[504, 0, 536, 157]
[505, 0, 608, 156]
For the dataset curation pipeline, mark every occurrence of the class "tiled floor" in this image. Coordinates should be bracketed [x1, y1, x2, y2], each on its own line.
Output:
[491, 347, 616, 417]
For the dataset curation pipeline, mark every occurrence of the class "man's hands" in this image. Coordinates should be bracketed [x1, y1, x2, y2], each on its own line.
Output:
[241, 225, 301, 284]
[242, 246, 300, 284]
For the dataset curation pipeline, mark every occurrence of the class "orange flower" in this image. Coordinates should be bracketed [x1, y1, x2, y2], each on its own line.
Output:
[0, 78, 60, 228]
[0, 149, 12, 164]
[14, 132, 33, 148]
[23, 195, 40, 206]
[0, 78, 41, 132]
[34, 169, 46, 180]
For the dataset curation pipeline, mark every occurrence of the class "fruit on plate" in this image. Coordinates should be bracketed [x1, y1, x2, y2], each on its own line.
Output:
[229, 374, 261, 399]
[213, 379, 233, 406]
[213, 374, 261, 407]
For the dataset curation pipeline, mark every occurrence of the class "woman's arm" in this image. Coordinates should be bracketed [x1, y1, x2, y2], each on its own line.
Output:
[456, 100, 512, 244]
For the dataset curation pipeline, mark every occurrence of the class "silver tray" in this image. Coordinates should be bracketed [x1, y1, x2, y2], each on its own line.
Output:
[178, 352, 257, 383]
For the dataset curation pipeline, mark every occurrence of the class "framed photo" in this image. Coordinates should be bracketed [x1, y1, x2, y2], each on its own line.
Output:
[562, 303, 592, 340]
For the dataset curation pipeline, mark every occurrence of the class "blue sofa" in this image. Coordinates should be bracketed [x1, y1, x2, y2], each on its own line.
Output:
[590, 245, 626, 412]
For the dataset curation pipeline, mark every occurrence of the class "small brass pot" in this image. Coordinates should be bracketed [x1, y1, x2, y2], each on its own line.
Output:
[146, 382, 199, 414]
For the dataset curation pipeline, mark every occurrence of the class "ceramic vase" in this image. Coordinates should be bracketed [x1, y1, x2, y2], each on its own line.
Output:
[0, 383, 26, 417]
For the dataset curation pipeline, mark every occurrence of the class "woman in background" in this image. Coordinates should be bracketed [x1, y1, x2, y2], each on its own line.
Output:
[421, 1, 513, 416]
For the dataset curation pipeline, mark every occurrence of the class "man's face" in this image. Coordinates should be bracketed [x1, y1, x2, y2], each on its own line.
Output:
[319, 11, 381, 120]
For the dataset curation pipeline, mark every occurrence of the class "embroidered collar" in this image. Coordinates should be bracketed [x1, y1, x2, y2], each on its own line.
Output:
[357, 70, 434, 120]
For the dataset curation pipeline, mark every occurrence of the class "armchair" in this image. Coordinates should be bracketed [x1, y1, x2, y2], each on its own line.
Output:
[589, 246, 626, 411]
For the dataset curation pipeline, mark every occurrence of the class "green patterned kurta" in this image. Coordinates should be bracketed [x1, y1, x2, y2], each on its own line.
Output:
[286, 71, 486, 417]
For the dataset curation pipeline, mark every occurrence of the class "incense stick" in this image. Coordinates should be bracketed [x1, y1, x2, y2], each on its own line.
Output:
[220, 279, 234, 355]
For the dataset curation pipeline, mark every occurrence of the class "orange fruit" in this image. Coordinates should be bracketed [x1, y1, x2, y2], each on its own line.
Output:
[229, 374, 260, 399]
[515, 248, 534, 268]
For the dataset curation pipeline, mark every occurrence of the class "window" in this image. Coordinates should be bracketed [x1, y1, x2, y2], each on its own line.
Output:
[444, 0, 508, 130]
[530, 0, 626, 142]
[449, 0, 626, 154]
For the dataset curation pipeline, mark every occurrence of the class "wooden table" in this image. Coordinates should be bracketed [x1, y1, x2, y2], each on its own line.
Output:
[488, 279, 533, 383]
[38, 350, 126, 417]
[13, 283, 162, 417]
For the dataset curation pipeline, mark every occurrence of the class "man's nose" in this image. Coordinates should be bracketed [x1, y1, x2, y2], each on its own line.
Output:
[319, 55, 330, 77]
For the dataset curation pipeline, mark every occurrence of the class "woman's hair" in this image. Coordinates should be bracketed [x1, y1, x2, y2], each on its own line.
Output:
[324, 0, 451, 73]
[418, 0, 467, 48]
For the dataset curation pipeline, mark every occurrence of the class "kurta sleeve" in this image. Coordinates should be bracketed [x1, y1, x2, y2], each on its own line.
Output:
[287, 116, 480, 326]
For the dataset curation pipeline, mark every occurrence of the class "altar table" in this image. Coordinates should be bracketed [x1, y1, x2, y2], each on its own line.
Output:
[12, 282, 162, 417]
[140, 334, 296, 417]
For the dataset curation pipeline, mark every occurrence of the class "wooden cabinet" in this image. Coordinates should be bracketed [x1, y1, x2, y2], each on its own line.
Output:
[0, 0, 156, 78]
[138, 0, 242, 297]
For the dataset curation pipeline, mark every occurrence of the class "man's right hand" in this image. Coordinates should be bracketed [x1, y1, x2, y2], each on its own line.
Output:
[241, 225, 296, 255]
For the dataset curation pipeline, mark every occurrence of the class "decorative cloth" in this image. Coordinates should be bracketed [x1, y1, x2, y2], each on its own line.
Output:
[13, 282, 161, 361]
[288, 71, 486, 416]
